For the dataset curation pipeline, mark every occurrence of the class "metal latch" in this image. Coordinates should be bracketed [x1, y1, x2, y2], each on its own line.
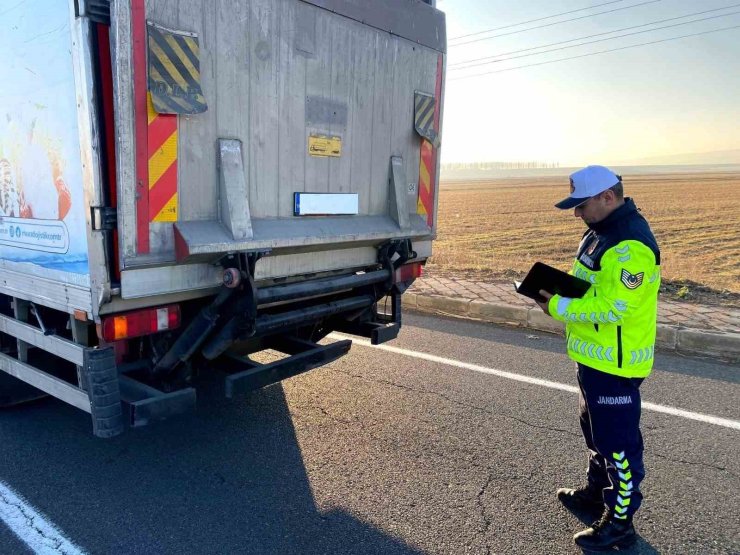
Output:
[74, 0, 111, 25]
[91, 206, 117, 231]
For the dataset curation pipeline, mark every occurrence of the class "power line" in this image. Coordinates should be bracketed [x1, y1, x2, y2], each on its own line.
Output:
[449, 0, 631, 41]
[449, 10, 740, 71]
[450, 0, 661, 47]
[449, 4, 740, 69]
[448, 24, 740, 81]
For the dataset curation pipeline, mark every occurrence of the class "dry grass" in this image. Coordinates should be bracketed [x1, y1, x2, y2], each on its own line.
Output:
[430, 172, 740, 294]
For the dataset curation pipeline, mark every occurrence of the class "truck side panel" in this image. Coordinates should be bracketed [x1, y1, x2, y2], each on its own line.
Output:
[0, 0, 108, 317]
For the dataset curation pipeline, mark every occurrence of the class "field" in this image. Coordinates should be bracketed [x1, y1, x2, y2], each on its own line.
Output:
[429, 172, 740, 296]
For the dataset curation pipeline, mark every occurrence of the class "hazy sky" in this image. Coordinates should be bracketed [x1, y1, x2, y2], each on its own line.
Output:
[438, 0, 740, 166]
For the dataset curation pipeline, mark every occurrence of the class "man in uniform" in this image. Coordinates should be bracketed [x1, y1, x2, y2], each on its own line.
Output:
[536, 165, 660, 551]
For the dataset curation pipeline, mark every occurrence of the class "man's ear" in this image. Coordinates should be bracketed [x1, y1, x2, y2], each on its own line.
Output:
[602, 189, 616, 203]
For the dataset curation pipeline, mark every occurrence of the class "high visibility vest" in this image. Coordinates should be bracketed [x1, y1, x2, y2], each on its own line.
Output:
[548, 199, 660, 378]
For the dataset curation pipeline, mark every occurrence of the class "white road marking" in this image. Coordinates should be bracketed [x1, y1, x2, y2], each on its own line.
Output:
[0, 481, 85, 555]
[331, 334, 740, 431]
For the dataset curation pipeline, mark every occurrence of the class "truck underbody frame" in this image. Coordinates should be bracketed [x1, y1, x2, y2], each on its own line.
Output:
[1, 0, 445, 437]
[0, 240, 417, 437]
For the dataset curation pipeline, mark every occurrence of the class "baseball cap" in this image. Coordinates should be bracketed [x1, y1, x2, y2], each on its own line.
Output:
[555, 165, 621, 209]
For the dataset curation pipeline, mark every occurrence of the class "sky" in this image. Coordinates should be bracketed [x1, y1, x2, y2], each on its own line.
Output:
[437, 0, 740, 166]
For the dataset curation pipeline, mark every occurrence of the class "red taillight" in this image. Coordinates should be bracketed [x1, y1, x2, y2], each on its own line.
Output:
[101, 305, 181, 342]
[394, 262, 423, 284]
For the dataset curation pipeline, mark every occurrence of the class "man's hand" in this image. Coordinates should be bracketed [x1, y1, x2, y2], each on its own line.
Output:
[536, 290, 553, 316]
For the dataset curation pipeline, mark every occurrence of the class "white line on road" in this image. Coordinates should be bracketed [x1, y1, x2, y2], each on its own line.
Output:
[332, 334, 740, 431]
[0, 481, 85, 555]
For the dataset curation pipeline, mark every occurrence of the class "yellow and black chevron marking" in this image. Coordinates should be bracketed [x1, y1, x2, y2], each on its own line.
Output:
[414, 92, 439, 147]
[147, 21, 207, 115]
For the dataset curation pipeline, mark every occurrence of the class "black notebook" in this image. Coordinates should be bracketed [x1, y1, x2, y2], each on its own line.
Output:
[514, 262, 591, 303]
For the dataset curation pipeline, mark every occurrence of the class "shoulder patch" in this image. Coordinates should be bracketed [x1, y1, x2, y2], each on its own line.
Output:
[621, 269, 644, 289]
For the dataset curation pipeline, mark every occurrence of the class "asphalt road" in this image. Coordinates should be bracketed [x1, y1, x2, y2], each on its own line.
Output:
[0, 312, 738, 554]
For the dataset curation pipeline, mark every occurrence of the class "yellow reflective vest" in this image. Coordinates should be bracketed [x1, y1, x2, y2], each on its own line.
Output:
[548, 199, 661, 378]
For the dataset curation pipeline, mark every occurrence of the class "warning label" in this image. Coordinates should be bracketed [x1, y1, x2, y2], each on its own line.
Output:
[308, 134, 342, 157]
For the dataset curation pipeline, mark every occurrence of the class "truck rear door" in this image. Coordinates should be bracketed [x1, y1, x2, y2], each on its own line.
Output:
[111, 0, 445, 295]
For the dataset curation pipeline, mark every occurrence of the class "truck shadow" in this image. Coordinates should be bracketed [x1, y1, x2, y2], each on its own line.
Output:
[0, 379, 424, 555]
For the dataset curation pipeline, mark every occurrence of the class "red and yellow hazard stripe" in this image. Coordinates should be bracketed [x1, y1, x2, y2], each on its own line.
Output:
[132, 0, 149, 253]
[132, 0, 179, 254]
[417, 139, 435, 224]
[417, 54, 444, 228]
[147, 93, 178, 222]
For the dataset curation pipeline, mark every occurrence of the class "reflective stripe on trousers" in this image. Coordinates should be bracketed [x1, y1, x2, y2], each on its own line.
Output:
[577, 363, 645, 519]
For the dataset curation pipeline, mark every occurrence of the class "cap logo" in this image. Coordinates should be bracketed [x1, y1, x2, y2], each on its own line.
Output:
[621, 269, 644, 289]
[569, 178, 575, 194]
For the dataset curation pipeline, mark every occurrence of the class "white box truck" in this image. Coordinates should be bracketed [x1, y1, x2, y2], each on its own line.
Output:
[0, 0, 445, 436]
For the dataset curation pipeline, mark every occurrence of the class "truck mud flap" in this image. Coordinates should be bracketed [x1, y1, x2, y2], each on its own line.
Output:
[217, 337, 352, 398]
[83, 348, 125, 438]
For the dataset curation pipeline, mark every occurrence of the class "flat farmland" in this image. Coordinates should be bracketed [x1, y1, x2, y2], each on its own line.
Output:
[430, 172, 740, 294]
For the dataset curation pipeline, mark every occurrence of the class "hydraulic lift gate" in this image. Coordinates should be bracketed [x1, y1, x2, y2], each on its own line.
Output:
[112, 0, 446, 301]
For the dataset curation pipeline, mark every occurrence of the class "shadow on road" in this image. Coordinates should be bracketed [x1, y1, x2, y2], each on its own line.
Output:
[0, 377, 424, 555]
[564, 507, 661, 555]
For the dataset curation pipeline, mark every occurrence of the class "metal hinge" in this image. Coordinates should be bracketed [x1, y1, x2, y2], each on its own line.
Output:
[75, 0, 111, 25]
[91, 206, 117, 231]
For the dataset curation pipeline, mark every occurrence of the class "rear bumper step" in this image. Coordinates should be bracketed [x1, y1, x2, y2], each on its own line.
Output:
[201, 294, 375, 361]
[119, 375, 196, 428]
[217, 337, 352, 398]
[332, 321, 400, 345]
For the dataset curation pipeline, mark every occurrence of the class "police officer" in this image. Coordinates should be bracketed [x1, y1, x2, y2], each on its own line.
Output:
[536, 165, 660, 551]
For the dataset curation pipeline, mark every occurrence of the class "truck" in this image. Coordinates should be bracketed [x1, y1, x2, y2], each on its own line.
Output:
[0, 0, 446, 437]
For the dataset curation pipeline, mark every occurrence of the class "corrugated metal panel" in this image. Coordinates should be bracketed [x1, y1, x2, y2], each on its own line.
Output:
[247, 0, 281, 219]
[116, 0, 445, 278]
[277, 1, 308, 217]
[0, 267, 94, 316]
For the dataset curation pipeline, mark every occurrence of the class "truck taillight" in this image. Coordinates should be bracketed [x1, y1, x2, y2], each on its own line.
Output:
[101, 305, 181, 342]
[395, 262, 423, 284]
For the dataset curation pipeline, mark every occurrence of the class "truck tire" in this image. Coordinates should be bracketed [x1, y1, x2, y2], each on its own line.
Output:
[0, 371, 47, 408]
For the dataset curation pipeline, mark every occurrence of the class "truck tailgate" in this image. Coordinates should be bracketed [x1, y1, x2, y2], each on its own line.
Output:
[113, 0, 445, 271]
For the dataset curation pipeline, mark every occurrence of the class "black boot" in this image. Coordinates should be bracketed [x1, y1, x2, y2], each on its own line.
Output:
[556, 485, 604, 514]
[574, 508, 637, 551]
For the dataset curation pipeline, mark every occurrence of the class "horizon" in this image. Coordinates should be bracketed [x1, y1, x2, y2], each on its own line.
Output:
[439, 159, 740, 180]
[440, 147, 740, 168]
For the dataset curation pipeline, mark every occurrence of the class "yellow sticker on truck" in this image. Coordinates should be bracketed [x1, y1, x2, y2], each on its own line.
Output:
[308, 134, 342, 157]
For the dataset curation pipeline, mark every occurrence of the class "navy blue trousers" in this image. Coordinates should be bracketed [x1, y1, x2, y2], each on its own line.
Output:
[577, 363, 645, 520]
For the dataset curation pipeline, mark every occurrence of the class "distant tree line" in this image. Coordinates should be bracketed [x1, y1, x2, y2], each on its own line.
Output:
[441, 161, 560, 170]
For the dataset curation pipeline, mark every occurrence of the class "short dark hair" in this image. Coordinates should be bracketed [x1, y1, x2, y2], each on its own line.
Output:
[608, 179, 624, 200]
